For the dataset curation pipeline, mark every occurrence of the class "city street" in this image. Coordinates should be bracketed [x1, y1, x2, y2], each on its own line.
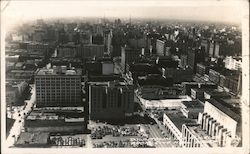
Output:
[5, 84, 36, 148]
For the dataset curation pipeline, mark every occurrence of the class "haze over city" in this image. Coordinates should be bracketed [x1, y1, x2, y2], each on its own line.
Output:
[2, 0, 246, 32]
[2, 0, 248, 152]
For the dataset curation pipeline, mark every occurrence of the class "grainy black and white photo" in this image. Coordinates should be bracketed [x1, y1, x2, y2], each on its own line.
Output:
[1, 0, 249, 154]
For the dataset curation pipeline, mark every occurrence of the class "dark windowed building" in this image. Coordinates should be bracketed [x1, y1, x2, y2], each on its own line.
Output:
[88, 81, 134, 120]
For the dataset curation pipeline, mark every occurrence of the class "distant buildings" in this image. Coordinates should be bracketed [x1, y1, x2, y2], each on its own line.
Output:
[208, 41, 220, 58]
[32, 29, 46, 42]
[104, 30, 113, 54]
[196, 63, 211, 76]
[35, 66, 82, 107]
[208, 68, 242, 94]
[56, 44, 77, 58]
[200, 39, 209, 55]
[85, 58, 114, 75]
[79, 44, 104, 58]
[156, 39, 166, 56]
[180, 55, 188, 69]
[56, 43, 104, 59]
[163, 67, 193, 83]
[224, 56, 242, 71]
[181, 82, 217, 96]
[6, 81, 30, 106]
[187, 48, 205, 73]
[208, 69, 221, 84]
[121, 46, 141, 73]
[128, 38, 147, 49]
[88, 81, 134, 120]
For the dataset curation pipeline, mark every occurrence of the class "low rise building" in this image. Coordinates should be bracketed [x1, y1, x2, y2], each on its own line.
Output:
[15, 132, 50, 147]
[180, 100, 204, 119]
[24, 108, 85, 133]
[197, 99, 241, 147]
[224, 56, 242, 71]
[182, 123, 219, 147]
[163, 110, 196, 145]
[163, 67, 193, 83]
[182, 82, 217, 96]
[137, 86, 192, 110]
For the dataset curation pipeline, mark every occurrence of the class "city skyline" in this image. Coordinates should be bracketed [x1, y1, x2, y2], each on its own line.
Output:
[2, 0, 249, 153]
[2, 0, 246, 32]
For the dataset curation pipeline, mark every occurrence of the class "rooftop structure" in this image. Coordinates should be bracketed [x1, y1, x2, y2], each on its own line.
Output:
[15, 132, 50, 147]
[36, 67, 82, 76]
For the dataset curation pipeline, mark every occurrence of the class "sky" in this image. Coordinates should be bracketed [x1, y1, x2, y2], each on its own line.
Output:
[1, 0, 248, 31]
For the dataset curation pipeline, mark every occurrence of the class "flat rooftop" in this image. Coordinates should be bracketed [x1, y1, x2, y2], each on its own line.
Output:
[204, 89, 231, 99]
[15, 132, 49, 145]
[182, 81, 215, 85]
[22, 41, 49, 46]
[207, 98, 241, 121]
[182, 100, 204, 108]
[192, 76, 215, 84]
[88, 81, 133, 89]
[36, 67, 82, 76]
[185, 123, 219, 147]
[139, 86, 184, 100]
[164, 111, 196, 131]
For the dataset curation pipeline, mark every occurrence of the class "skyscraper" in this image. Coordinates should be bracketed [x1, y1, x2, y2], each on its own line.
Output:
[88, 81, 134, 120]
[35, 67, 82, 107]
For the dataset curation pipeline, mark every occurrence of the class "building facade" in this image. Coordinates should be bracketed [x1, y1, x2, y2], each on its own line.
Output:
[197, 99, 241, 147]
[224, 56, 242, 71]
[156, 39, 166, 56]
[35, 67, 82, 107]
[88, 81, 134, 120]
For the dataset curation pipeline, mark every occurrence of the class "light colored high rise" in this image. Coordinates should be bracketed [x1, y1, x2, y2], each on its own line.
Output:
[35, 67, 82, 107]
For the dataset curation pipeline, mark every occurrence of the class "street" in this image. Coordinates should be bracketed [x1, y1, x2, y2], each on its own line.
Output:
[5, 84, 36, 148]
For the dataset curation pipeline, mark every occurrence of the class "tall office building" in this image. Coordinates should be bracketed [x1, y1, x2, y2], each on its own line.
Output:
[56, 43, 104, 59]
[104, 30, 112, 54]
[77, 44, 104, 59]
[156, 39, 166, 56]
[88, 81, 134, 120]
[121, 46, 141, 73]
[35, 66, 82, 107]
[187, 48, 205, 73]
[201, 39, 209, 55]
[209, 41, 220, 58]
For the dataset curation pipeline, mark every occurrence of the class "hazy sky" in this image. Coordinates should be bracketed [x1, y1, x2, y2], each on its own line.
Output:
[2, 0, 247, 31]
